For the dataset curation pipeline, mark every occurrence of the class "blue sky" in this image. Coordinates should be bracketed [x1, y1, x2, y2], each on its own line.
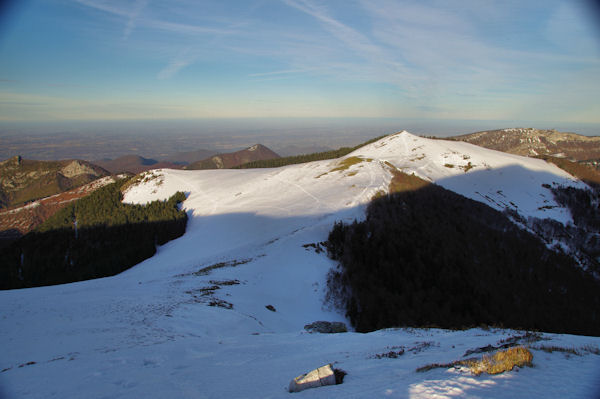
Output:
[0, 0, 599, 123]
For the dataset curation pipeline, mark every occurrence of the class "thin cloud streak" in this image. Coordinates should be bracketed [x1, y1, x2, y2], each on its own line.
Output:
[157, 49, 196, 80]
[123, 0, 148, 39]
[281, 0, 384, 59]
[75, 0, 236, 36]
[248, 67, 326, 77]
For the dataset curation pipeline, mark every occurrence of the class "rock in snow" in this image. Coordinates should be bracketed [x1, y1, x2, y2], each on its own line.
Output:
[289, 364, 336, 393]
[304, 321, 348, 333]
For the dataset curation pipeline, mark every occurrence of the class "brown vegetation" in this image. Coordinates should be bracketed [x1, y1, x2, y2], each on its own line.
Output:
[417, 346, 533, 376]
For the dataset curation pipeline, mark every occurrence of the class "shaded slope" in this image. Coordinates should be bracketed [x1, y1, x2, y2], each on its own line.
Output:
[326, 174, 600, 335]
[0, 178, 187, 289]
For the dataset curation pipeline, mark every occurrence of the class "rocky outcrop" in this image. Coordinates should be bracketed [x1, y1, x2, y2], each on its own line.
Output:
[288, 364, 336, 393]
[304, 321, 348, 334]
[60, 160, 102, 178]
[0, 157, 109, 209]
[451, 128, 600, 162]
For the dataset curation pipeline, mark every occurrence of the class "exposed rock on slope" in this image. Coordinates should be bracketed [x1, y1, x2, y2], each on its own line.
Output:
[450, 128, 600, 167]
[186, 144, 280, 170]
[0, 156, 109, 209]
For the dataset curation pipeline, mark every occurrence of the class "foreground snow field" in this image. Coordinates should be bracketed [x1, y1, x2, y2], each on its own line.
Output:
[1, 132, 598, 398]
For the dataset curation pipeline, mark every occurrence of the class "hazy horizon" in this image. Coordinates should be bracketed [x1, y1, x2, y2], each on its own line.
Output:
[1, 117, 599, 161]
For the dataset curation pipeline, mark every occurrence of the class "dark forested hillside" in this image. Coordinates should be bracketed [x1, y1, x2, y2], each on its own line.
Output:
[326, 181, 600, 336]
[0, 178, 187, 289]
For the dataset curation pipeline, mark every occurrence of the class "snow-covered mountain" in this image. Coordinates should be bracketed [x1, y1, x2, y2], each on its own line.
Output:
[1, 132, 598, 398]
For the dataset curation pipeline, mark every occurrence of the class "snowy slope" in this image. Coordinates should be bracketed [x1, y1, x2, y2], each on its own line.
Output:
[351, 132, 585, 223]
[1, 132, 598, 398]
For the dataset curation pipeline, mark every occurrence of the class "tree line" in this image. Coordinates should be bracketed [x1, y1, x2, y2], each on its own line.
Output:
[0, 178, 187, 289]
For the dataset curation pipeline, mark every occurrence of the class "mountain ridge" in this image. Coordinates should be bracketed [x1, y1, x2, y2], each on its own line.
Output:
[450, 128, 600, 168]
[185, 144, 280, 170]
[0, 156, 109, 209]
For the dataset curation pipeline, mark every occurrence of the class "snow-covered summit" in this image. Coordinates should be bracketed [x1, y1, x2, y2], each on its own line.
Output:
[351, 131, 583, 222]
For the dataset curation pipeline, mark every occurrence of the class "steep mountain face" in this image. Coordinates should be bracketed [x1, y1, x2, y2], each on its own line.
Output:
[185, 144, 280, 170]
[451, 128, 600, 166]
[1, 132, 599, 398]
[0, 156, 109, 209]
[94, 155, 183, 174]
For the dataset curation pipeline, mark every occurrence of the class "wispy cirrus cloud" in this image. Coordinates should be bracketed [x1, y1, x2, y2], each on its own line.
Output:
[74, 0, 236, 36]
[281, 0, 383, 59]
[248, 67, 326, 77]
[74, 0, 240, 79]
[123, 0, 148, 39]
[157, 49, 196, 80]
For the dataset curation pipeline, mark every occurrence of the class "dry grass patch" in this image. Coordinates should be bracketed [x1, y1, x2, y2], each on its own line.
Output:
[330, 156, 367, 173]
[469, 346, 533, 376]
[417, 346, 533, 376]
[317, 156, 371, 179]
[388, 170, 430, 194]
[460, 162, 475, 172]
[536, 155, 600, 186]
[533, 344, 600, 356]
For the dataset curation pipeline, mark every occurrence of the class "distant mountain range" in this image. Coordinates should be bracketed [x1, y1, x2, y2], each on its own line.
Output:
[185, 144, 280, 170]
[0, 144, 280, 240]
[93, 145, 281, 173]
[450, 128, 600, 168]
[3, 129, 600, 247]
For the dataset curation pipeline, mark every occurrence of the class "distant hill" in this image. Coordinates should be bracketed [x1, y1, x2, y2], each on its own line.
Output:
[0, 156, 109, 209]
[156, 149, 216, 165]
[186, 144, 280, 170]
[450, 128, 600, 168]
[95, 155, 184, 174]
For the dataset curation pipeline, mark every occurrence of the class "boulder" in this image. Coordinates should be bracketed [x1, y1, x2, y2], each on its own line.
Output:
[289, 364, 336, 393]
[304, 321, 347, 334]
